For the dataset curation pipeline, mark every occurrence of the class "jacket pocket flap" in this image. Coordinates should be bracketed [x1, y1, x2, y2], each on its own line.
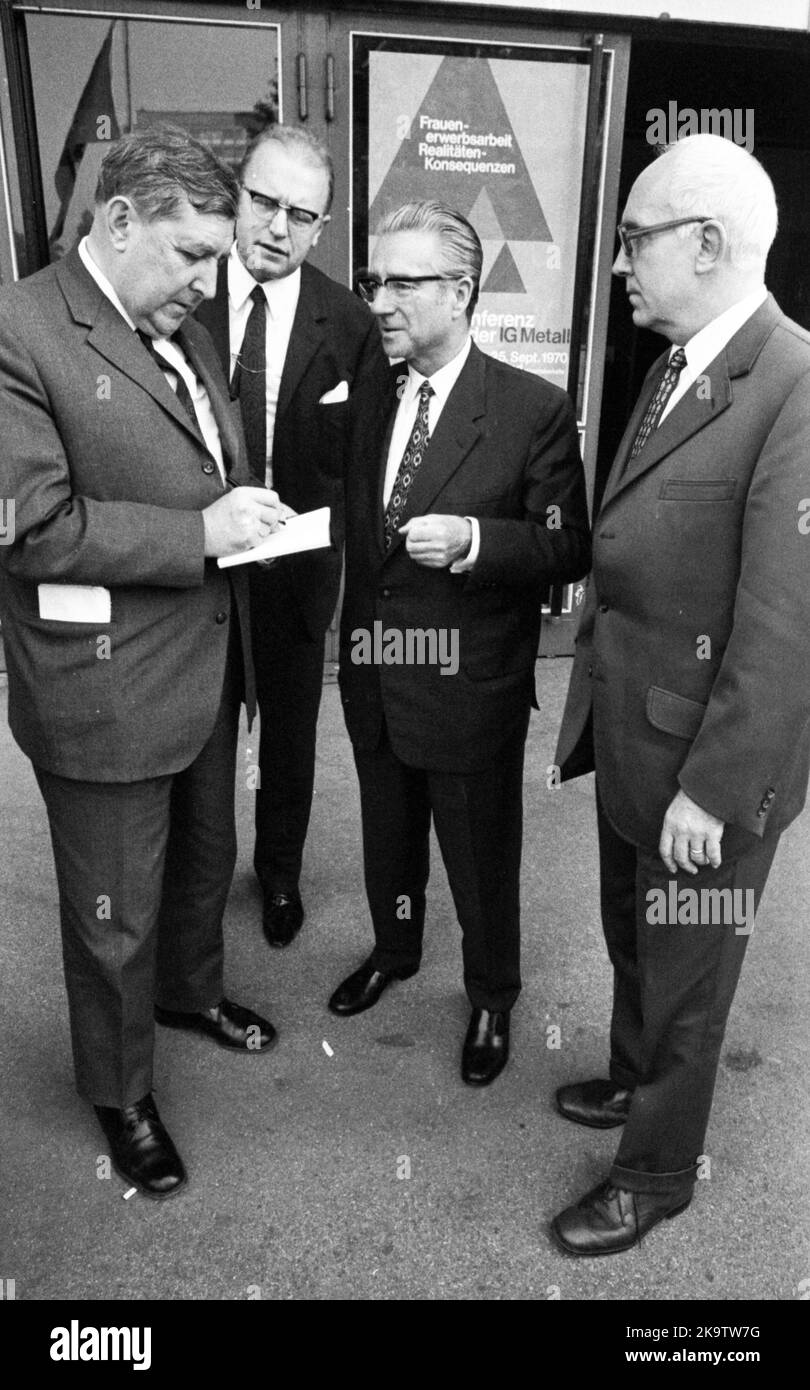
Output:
[646, 685, 707, 739]
[659, 478, 736, 501]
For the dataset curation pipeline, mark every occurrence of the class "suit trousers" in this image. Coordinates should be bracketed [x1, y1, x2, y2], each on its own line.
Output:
[34, 650, 242, 1108]
[250, 564, 326, 891]
[595, 786, 780, 1196]
[353, 719, 528, 1012]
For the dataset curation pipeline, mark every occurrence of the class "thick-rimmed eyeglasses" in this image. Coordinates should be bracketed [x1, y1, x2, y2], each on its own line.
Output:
[617, 217, 713, 258]
[356, 274, 461, 303]
[241, 184, 324, 229]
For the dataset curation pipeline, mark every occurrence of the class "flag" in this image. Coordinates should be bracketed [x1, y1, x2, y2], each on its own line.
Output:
[50, 22, 120, 247]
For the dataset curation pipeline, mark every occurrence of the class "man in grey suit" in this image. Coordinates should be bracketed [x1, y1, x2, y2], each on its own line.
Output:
[0, 129, 287, 1199]
[552, 134, 810, 1255]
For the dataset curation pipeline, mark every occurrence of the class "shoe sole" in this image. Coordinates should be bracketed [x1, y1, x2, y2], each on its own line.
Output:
[154, 1014, 278, 1052]
[555, 1101, 629, 1129]
[328, 970, 419, 1017]
[550, 1198, 692, 1257]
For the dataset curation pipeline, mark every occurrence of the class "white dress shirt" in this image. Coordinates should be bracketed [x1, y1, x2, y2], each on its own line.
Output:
[78, 237, 226, 481]
[384, 335, 479, 571]
[660, 284, 768, 423]
[227, 245, 301, 490]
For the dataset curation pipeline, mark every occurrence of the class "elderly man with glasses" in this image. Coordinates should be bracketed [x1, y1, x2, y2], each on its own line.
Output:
[552, 133, 810, 1255]
[198, 124, 386, 953]
[328, 201, 590, 1086]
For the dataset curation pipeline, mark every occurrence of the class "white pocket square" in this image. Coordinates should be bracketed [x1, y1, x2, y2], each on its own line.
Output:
[319, 380, 349, 404]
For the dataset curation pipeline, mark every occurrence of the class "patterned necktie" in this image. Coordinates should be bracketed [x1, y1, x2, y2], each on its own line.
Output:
[384, 380, 434, 550]
[137, 329, 198, 429]
[628, 347, 688, 461]
[231, 285, 267, 484]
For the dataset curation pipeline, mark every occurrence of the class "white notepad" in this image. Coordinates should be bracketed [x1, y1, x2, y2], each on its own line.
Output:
[217, 507, 331, 569]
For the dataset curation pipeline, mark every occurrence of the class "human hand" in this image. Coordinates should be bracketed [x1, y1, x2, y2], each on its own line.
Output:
[659, 789, 725, 875]
[202, 488, 293, 558]
[399, 514, 472, 568]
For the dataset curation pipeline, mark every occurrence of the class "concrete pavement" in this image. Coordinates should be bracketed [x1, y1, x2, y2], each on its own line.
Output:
[1, 661, 808, 1301]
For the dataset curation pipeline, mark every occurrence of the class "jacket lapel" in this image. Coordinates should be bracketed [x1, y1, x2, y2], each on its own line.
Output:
[175, 319, 241, 481]
[276, 262, 326, 426]
[56, 250, 215, 453]
[194, 259, 231, 381]
[601, 296, 781, 511]
[383, 344, 486, 559]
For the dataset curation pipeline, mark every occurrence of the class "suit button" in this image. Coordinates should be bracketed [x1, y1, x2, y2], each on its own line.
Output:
[587, 664, 593, 677]
[381, 587, 391, 598]
[202, 461, 215, 475]
[599, 603, 609, 613]
[215, 611, 228, 625]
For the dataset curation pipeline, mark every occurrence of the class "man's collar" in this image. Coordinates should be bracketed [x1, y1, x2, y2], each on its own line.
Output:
[78, 236, 136, 331]
[677, 285, 768, 369]
[228, 244, 301, 317]
[405, 335, 472, 401]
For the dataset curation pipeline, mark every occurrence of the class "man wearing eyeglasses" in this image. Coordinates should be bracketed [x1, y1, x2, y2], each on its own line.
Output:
[552, 133, 810, 1255]
[328, 201, 590, 1086]
[198, 124, 385, 951]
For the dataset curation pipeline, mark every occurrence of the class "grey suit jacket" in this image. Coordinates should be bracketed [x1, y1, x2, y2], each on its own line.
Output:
[556, 295, 810, 852]
[0, 248, 254, 781]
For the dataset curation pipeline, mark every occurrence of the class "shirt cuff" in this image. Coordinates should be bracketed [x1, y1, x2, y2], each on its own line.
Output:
[450, 517, 479, 573]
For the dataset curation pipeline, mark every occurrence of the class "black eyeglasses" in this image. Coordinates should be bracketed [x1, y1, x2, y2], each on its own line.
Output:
[356, 274, 461, 304]
[241, 184, 324, 229]
[617, 217, 713, 258]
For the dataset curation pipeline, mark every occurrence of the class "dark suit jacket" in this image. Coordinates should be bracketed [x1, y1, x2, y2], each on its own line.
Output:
[339, 343, 591, 773]
[0, 248, 254, 782]
[196, 258, 387, 640]
[555, 295, 810, 852]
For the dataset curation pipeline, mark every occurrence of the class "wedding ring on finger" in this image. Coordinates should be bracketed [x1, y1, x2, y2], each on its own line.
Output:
[689, 847, 708, 862]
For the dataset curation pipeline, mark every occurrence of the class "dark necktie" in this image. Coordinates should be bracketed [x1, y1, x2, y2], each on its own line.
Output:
[137, 329, 199, 430]
[628, 347, 688, 461]
[383, 380, 434, 550]
[231, 285, 267, 484]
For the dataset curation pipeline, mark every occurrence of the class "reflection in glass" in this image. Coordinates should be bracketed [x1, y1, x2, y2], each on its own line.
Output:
[24, 13, 280, 261]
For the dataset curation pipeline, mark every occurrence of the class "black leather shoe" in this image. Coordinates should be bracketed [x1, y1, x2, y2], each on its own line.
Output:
[461, 1007, 510, 1086]
[94, 1094, 186, 1199]
[154, 997, 277, 1051]
[262, 889, 304, 948]
[556, 1077, 633, 1128]
[552, 1178, 692, 1257]
[328, 956, 416, 1017]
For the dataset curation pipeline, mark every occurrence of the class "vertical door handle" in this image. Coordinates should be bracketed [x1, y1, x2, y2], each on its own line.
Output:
[297, 52, 308, 121]
[325, 53, 335, 122]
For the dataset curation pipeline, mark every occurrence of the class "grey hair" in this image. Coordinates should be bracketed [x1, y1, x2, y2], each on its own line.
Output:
[95, 126, 238, 221]
[656, 133, 777, 269]
[375, 201, 482, 318]
[238, 123, 334, 213]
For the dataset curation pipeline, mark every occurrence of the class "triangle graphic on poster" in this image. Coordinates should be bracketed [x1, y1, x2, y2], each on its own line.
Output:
[369, 56, 552, 242]
[481, 242, 526, 294]
[466, 186, 503, 241]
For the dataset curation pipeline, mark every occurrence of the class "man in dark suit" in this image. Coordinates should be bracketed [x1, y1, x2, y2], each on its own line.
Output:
[0, 129, 287, 1199]
[328, 202, 590, 1085]
[197, 124, 385, 948]
[552, 133, 810, 1255]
